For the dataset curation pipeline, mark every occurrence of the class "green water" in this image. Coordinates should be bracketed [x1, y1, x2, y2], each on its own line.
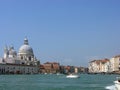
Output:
[0, 74, 118, 90]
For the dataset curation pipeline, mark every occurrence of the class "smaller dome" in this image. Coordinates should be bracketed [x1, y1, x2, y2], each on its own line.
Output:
[9, 49, 17, 55]
[9, 46, 17, 55]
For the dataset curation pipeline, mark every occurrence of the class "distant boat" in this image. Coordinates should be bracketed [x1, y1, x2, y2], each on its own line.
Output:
[44, 73, 47, 75]
[66, 74, 80, 78]
[56, 73, 61, 75]
[114, 77, 120, 90]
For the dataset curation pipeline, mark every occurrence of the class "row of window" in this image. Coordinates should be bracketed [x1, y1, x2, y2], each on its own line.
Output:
[0, 67, 34, 71]
[0, 67, 35, 73]
[21, 56, 32, 60]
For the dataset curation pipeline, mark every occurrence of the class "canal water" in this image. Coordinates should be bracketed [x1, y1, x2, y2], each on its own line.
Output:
[0, 74, 118, 90]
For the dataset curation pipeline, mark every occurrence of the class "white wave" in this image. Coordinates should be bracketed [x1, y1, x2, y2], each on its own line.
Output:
[105, 85, 116, 90]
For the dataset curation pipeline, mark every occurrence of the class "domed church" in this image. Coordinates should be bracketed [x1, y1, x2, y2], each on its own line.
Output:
[0, 38, 40, 74]
[17, 38, 38, 66]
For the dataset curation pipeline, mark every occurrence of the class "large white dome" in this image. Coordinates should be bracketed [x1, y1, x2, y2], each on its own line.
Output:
[19, 45, 33, 55]
[18, 38, 34, 55]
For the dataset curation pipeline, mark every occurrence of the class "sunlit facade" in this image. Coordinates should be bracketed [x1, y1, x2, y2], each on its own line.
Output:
[0, 38, 40, 74]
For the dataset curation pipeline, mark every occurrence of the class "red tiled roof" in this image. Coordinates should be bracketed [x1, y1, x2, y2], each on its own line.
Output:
[90, 58, 109, 64]
[114, 55, 120, 58]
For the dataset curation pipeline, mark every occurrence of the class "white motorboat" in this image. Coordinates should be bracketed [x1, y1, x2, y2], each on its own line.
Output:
[66, 74, 80, 78]
[114, 77, 120, 90]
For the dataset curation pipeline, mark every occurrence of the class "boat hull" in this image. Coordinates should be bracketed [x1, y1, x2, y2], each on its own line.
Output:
[66, 74, 80, 78]
[114, 81, 120, 90]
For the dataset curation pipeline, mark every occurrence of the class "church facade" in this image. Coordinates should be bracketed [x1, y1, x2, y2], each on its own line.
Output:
[0, 38, 40, 74]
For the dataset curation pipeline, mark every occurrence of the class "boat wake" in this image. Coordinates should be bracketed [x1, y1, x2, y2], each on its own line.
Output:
[105, 85, 116, 90]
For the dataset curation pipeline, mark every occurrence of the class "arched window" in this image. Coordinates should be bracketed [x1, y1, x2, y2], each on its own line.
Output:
[29, 57, 31, 61]
[21, 56, 23, 60]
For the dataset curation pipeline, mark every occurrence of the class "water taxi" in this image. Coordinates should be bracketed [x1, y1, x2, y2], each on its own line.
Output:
[66, 74, 80, 78]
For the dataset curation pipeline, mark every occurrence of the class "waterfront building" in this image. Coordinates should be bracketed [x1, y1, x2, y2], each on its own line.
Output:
[74, 67, 78, 73]
[100, 59, 110, 73]
[78, 67, 88, 73]
[0, 38, 40, 74]
[60, 66, 80, 74]
[89, 59, 109, 73]
[40, 62, 60, 74]
[109, 55, 120, 72]
[89, 60, 100, 73]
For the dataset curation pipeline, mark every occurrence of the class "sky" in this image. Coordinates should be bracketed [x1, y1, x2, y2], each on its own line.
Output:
[0, 0, 120, 67]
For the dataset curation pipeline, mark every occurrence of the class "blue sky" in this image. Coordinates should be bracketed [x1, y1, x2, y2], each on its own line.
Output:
[0, 0, 120, 66]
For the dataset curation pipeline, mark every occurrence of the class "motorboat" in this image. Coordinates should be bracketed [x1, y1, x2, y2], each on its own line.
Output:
[66, 74, 80, 78]
[114, 77, 120, 90]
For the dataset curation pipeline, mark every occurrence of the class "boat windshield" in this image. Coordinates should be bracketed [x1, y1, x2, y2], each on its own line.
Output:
[116, 77, 120, 82]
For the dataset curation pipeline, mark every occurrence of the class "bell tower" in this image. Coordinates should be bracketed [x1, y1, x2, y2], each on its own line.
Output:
[4, 46, 9, 59]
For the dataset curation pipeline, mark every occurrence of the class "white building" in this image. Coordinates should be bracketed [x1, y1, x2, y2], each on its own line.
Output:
[89, 60, 100, 73]
[89, 59, 110, 73]
[0, 38, 40, 74]
[109, 55, 120, 72]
